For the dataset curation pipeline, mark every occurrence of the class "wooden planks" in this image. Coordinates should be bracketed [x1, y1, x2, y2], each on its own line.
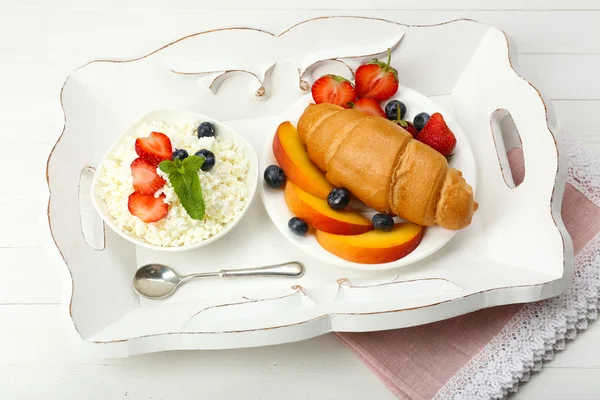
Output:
[0, 248, 61, 304]
[1, 2, 600, 399]
[0, 197, 49, 248]
[0, 305, 396, 399]
[553, 100, 600, 154]
[0, 10, 600, 54]
[2, 0, 600, 10]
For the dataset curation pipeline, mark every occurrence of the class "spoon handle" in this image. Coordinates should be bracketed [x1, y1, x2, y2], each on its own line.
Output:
[221, 261, 305, 278]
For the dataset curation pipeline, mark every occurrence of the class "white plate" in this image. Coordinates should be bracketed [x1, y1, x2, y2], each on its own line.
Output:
[260, 89, 477, 270]
[91, 109, 259, 252]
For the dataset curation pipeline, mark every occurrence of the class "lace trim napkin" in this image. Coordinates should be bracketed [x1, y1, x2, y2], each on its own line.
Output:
[435, 134, 600, 399]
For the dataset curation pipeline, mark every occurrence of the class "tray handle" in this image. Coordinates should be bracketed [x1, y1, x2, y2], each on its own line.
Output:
[451, 27, 568, 275]
[453, 29, 560, 196]
[78, 166, 105, 251]
[490, 108, 525, 188]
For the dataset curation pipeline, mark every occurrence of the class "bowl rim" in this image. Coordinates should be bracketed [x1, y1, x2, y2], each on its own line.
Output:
[90, 108, 259, 252]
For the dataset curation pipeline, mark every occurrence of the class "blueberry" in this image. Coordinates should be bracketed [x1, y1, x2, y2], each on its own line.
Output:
[194, 149, 216, 171]
[372, 214, 394, 231]
[385, 100, 406, 121]
[414, 112, 431, 131]
[288, 217, 309, 236]
[327, 188, 351, 210]
[172, 149, 188, 161]
[197, 122, 215, 138]
[263, 165, 286, 188]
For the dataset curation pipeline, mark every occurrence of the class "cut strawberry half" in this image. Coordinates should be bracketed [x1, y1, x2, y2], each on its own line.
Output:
[128, 192, 168, 223]
[131, 157, 166, 195]
[134, 131, 173, 165]
[348, 98, 386, 118]
[355, 49, 399, 101]
[311, 75, 357, 108]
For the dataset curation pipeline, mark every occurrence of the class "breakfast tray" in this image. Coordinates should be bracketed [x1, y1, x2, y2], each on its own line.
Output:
[46, 17, 573, 357]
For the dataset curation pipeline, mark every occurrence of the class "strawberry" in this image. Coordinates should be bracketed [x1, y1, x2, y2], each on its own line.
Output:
[131, 157, 166, 195]
[386, 101, 418, 138]
[416, 113, 456, 156]
[128, 192, 168, 223]
[354, 49, 399, 101]
[396, 120, 418, 138]
[311, 75, 356, 108]
[135, 132, 173, 165]
[349, 98, 386, 118]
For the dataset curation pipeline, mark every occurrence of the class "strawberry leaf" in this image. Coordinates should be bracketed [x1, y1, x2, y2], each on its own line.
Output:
[367, 48, 399, 83]
[326, 74, 351, 83]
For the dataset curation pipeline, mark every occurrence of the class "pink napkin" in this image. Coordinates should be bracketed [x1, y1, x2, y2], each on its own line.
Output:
[335, 148, 600, 399]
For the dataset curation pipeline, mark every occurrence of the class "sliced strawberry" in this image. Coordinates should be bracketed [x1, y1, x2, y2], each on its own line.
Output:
[416, 113, 457, 156]
[311, 75, 356, 108]
[355, 49, 399, 101]
[349, 98, 386, 118]
[128, 192, 168, 223]
[135, 132, 173, 165]
[131, 157, 166, 195]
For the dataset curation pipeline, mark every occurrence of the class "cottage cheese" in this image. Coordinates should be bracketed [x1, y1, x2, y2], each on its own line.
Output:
[97, 120, 249, 247]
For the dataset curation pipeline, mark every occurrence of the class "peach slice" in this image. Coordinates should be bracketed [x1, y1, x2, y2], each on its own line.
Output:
[284, 181, 372, 235]
[316, 223, 424, 264]
[273, 121, 334, 199]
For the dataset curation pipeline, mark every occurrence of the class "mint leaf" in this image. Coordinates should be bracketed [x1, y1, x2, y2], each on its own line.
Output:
[182, 155, 205, 173]
[159, 160, 176, 174]
[168, 169, 205, 220]
[161, 156, 206, 220]
[161, 157, 205, 220]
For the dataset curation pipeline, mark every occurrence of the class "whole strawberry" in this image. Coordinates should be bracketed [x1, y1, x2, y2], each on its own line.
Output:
[311, 75, 356, 108]
[355, 49, 399, 101]
[416, 113, 456, 156]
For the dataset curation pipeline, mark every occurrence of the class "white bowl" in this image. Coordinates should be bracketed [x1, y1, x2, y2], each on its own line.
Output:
[91, 109, 259, 252]
[260, 88, 477, 270]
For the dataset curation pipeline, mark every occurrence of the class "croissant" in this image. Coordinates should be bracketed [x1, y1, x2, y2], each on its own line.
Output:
[297, 103, 477, 230]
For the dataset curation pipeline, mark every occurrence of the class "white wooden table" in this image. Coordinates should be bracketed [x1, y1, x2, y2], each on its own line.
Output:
[3, 1, 600, 398]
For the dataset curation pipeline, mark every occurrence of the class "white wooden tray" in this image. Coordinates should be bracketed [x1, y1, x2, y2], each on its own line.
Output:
[46, 17, 573, 357]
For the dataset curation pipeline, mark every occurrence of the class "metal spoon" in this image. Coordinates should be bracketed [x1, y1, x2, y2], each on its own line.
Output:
[133, 261, 305, 300]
